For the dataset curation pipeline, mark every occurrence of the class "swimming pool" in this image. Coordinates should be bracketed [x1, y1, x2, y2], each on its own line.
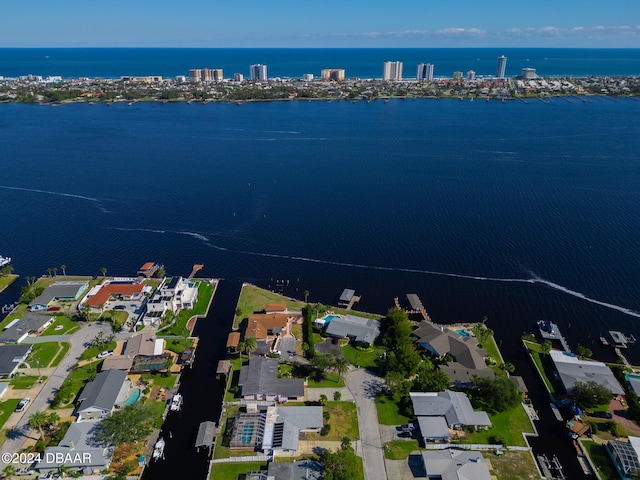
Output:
[124, 388, 141, 405]
[322, 314, 341, 324]
[455, 329, 470, 338]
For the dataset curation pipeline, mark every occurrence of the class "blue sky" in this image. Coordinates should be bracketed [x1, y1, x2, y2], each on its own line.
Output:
[1, 0, 639, 48]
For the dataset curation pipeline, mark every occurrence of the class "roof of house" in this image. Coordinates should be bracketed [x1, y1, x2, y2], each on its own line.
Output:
[31, 281, 89, 306]
[217, 360, 231, 375]
[84, 282, 145, 308]
[227, 332, 240, 348]
[406, 294, 424, 311]
[78, 369, 128, 414]
[420, 449, 492, 480]
[276, 406, 323, 451]
[410, 391, 492, 427]
[339, 289, 355, 302]
[195, 421, 216, 449]
[102, 334, 159, 371]
[265, 303, 287, 312]
[164, 277, 180, 290]
[0, 314, 53, 343]
[36, 422, 110, 470]
[510, 375, 529, 394]
[0, 344, 32, 376]
[417, 416, 450, 439]
[550, 350, 624, 395]
[265, 461, 323, 480]
[139, 262, 155, 271]
[238, 357, 304, 398]
[324, 315, 380, 344]
[246, 313, 300, 340]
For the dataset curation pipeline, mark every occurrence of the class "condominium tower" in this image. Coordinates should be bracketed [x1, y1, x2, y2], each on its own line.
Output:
[250, 64, 268, 81]
[496, 55, 507, 78]
[416, 63, 434, 81]
[189, 68, 223, 82]
[321, 69, 345, 81]
[383, 61, 403, 81]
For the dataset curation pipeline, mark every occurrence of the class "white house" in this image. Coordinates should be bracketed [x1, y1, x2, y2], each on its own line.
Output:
[146, 277, 199, 317]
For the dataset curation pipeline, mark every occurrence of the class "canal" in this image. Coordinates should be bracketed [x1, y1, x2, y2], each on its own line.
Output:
[142, 280, 240, 480]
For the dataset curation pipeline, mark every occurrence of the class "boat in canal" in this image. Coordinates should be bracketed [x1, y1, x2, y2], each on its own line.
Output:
[170, 393, 183, 412]
[152, 437, 165, 461]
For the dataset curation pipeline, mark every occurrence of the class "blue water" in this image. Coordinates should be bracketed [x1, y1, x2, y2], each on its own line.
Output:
[322, 314, 342, 324]
[1, 48, 639, 79]
[125, 388, 141, 405]
[455, 329, 470, 338]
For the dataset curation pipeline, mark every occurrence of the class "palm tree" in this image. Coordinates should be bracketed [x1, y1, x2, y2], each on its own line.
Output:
[304, 290, 309, 303]
[47, 268, 52, 277]
[60, 265, 67, 276]
[333, 355, 349, 382]
[28, 411, 48, 441]
[3, 465, 15, 479]
[100, 267, 107, 278]
[244, 336, 257, 357]
[237, 341, 245, 360]
[52, 267, 57, 277]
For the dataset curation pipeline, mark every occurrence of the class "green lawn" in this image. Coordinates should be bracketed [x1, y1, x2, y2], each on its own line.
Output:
[10, 375, 39, 389]
[482, 335, 505, 375]
[583, 440, 618, 480]
[52, 362, 98, 408]
[523, 340, 557, 395]
[234, 285, 306, 329]
[376, 394, 410, 426]
[0, 399, 21, 429]
[141, 373, 177, 389]
[164, 338, 194, 354]
[306, 372, 345, 388]
[102, 310, 128, 331]
[307, 401, 358, 441]
[384, 440, 420, 460]
[29, 342, 69, 368]
[50, 342, 71, 367]
[41, 315, 79, 336]
[341, 344, 381, 369]
[462, 404, 533, 447]
[159, 280, 215, 337]
[79, 341, 117, 361]
[0, 274, 18, 294]
[489, 450, 540, 480]
[146, 399, 168, 429]
[210, 462, 267, 480]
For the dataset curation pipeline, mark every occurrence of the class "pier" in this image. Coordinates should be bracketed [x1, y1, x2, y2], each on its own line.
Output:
[536, 454, 565, 480]
[406, 294, 432, 322]
[338, 288, 360, 310]
[189, 263, 204, 279]
[601, 330, 636, 348]
[538, 320, 571, 353]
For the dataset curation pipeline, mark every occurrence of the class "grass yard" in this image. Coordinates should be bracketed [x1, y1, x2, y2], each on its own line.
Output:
[523, 340, 557, 395]
[341, 344, 381, 369]
[29, 342, 69, 368]
[79, 341, 117, 361]
[141, 373, 177, 390]
[165, 338, 194, 354]
[0, 399, 21, 429]
[10, 375, 39, 389]
[376, 394, 410, 426]
[582, 440, 618, 480]
[102, 310, 129, 330]
[384, 440, 420, 460]
[306, 372, 344, 388]
[0, 274, 18, 293]
[233, 285, 306, 328]
[307, 401, 358, 441]
[41, 315, 79, 336]
[53, 362, 98, 408]
[483, 335, 505, 375]
[50, 342, 71, 367]
[146, 399, 168, 429]
[0, 303, 28, 329]
[461, 404, 533, 447]
[210, 462, 268, 480]
[291, 324, 304, 355]
[160, 281, 215, 337]
[488, 450, 539, 480]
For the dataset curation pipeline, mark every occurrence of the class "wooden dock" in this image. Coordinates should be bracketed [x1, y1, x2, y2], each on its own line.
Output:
[189, 264, 204, 279]
[395, 295, 432, 322]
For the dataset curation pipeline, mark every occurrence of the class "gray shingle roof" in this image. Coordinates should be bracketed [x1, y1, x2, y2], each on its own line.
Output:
[550, 350, 624, 395]
[0, 344, 32, 376]
[276, 406, 323, 451]
[31, 281, 88, 307]
[325, 315, 380, 344]
[410, 391, 491, 428]
[421, 450, 491, 480]
[0, 314, 54, 343]
[239, 357, 304, 399]
[195, 421, 216, 448]
[78, 369, 128, 414]
[36, 422, 110, 470]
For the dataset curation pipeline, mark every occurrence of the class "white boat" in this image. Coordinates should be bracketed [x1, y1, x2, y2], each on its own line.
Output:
[0, 256, 11, 267]
[152, 437, 165, 461]
[170, 393, 183, 412]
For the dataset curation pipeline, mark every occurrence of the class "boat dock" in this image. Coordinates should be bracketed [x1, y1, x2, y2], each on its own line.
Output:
[406, 294, 432, 322]
[601, 330, 636, 348]
[0, 256, 11, 267]
[538, 320, 571, 352]
[536, 454, 565, 480]
[338, 288, 360, 310]
[189, 263, 204, 279]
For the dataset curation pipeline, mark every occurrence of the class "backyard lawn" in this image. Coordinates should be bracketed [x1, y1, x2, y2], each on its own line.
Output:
[52, 362, 98, 408]
[210, 461, 267, 480]
[523, 339, 558, 395]
[489, 450, 540, 480]
[160, 280, 215, 337]
[582, 440, 618, 480]
[384, 440, 420, 460]
[0, 399, 21, 429]
[376, 394, 410, 426]
[141, 373, 177, 390]
[80, 341, 118, 361]
[0, 274, 18, 293]
[307, 401, 358, 441]
[234, 285, 305, 329]
[461, 404, 533, 447]
[165, 338, 194, 354]
[41, 315, 78, 336]
[341, 344, 381, 369]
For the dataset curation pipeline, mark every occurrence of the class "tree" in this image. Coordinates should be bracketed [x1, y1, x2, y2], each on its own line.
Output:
[413, 359, 450, 392]
[100, 267, 107, 278]
[304, 290, 309, 303]
[321, 442, 361, 480]
[3, 465, 15, 478]
[237, 341, 245, 360]
[333, 391, 342, 401]
[472, 318, 493, 347]
[378, 308, 421, 377]
[244, 336, 257, 357]
[333, 355, 349, 382]
[28, 411, 49, 441]
[52, 267, 57, 277]
[500, 362, 516, 374]
[469, 375, 522, 413]
[96, 403, 155, 445]
[540, 340, 552, 355]
[572, 381, 612, 408]
[0, 265, 13, 277]
[319, 394, 328, 406]
[60, 265, 67, 276]
[576, 344, 593, 360]
[156, 267, 165, 278]
[47, 268, 52, 277]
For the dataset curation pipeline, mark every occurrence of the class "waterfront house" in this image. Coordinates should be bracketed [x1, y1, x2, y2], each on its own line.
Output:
[0, 344, 32, 377]
[145, 276, 198, 320]
[81, 279, 146, 310]
[412, 321, 494, 385]
[245, 311, 303, 354]
[76, 369, 130, 421]
[101, 333, 166, 372]
[420, 449, 492, 480]
[30, 280, 89, 311]
[0, 314, 54, 344]
[550, 350, 624, 396]
[238, 357, 305, 402]
[324, 314, 380, 346]
[246, 460, 323, 480]
[36, 422, 112, 474]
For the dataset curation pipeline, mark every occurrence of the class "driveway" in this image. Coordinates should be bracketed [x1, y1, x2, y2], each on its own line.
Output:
[0, 322, 116, 470]
[346, 368, 387, 480]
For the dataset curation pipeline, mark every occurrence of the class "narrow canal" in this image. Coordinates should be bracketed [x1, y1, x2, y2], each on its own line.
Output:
[142, 280, 240, 480]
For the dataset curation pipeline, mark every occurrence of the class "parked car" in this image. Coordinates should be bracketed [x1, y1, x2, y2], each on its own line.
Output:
[587, 411, 613, 419]
[97, 350, 114, 359]
[15, 397, 30, 412]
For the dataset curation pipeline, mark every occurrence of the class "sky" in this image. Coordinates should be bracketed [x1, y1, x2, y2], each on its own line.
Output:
[1, 0, 639, 48]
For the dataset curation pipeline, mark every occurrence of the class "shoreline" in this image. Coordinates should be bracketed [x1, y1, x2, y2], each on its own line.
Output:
[0, 274, 19, 294]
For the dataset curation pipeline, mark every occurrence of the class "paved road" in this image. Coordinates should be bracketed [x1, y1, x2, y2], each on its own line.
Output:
[0, 322, 126, 470]
[346, 368, 387, 480]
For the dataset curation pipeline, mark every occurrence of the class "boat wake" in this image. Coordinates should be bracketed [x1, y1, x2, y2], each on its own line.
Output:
[0, 185, 112, 213]
[112, 226, 640, 318]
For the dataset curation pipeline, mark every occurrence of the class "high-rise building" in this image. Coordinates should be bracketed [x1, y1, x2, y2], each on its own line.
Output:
[417, 63, 434, 81]
[383, 61, 403, 81]
[250, 64, 268, 81]
[189, 68, 223, 82]
[321, 69, 345, 81]
[453, 71, 463, 81]
[521, 68, 537, 79]
[234, 73, 244, 82]
[496, 55, 507, 78]
[466, 70, 476, 82]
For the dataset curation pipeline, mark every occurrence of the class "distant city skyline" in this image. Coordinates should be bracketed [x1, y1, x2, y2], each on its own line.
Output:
[1, 1, 639, 48]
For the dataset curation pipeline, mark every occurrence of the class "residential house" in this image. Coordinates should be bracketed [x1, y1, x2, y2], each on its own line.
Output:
[324, 314, 380, 346]
[550, 350, 624, 396]
[238, 357, 305, 402]
[246, 460, 323, 480]
[0, 344, 32, 377]
[0, 314, 54, 344]
[420, 449, 492, 480]
[145, 276, 198, 317]
[76, 369, 130, 421]
[101, 333, 166, 372]
[607, 436, 640, 480]
[410, 391, 491, 443]
[81, 279, 146, 310]
[30, 281, 89, 311]
[245, 312, 303, 354]
[36, 422, 112, 474]
[412, 321, 494, 385]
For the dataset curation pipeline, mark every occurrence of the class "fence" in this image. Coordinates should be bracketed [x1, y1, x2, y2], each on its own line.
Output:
[211, 455, 272, 464]
[423, 444, 503, 451]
